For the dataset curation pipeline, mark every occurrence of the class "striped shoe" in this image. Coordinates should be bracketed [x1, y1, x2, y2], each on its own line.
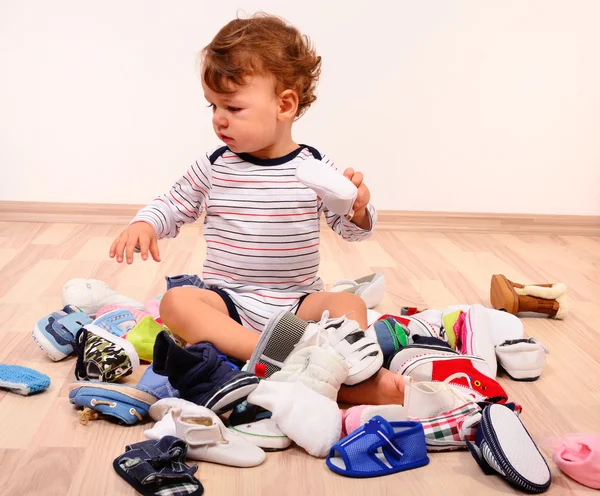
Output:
[467, 404, 551, 493]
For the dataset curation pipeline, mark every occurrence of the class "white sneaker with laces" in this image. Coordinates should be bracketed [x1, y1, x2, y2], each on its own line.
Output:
[294, 311, 383, 386]
[404, 373, 480, 419]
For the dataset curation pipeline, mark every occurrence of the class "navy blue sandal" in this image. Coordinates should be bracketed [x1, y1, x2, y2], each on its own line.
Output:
[326, 416, 429, 478]
[113, 436, 203, 495]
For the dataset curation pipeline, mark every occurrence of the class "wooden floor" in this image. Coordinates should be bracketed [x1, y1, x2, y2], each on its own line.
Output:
[0, 221, 599, 495]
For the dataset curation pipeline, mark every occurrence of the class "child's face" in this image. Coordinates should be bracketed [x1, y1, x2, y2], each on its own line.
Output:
[203, 74, 281, 155]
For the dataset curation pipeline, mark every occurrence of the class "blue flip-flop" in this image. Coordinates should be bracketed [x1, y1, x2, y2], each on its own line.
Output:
[326, 416, 429, 478]
[0, 364, 50, 395]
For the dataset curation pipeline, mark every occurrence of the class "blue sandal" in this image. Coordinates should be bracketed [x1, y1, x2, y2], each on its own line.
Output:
[113, 436, 203, 495]
[326, 416, 429, 478]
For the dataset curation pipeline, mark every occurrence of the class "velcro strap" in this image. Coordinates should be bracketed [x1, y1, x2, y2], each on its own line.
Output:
[59, 312, 92, 333]
[182, 422, 224, 446]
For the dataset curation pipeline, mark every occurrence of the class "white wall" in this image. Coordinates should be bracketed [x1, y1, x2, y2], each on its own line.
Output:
[1, 0, 599, 215]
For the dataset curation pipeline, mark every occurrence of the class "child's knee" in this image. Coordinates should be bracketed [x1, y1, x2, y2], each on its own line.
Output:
[334, 291, 366, 313]
[159, 287, 188, 323]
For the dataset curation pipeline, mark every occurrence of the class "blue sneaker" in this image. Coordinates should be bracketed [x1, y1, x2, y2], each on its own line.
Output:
[92, 308, 137, 338]
[32, 305, 92, 361]
[153, 331, 259, 414]
[136, 364, 179, 400]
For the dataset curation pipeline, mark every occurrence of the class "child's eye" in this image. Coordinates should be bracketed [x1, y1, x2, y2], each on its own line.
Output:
[227, 106, 242, 113]
[206, 103, 216, 112]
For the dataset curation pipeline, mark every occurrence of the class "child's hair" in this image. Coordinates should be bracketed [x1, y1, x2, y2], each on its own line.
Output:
[201, 13, 322, 117]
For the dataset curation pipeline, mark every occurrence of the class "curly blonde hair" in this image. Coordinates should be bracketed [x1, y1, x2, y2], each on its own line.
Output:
[201, 13, 322, 118]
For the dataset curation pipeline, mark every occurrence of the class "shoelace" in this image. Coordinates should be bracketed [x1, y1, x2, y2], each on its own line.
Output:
[72, 327, 89, 380]
[306, 310, 362, 346]
[439, 373, 479, 405]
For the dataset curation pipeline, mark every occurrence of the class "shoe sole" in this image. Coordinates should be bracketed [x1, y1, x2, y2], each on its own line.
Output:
[85, 324, 141, 372]
[248, 310, 307, 377]
[68, 381, 158, 404]
[31, 323, 70, 361]
[490, 275, 519, 314]
[230, 421, 292, 452]
[484, 404, 551, 492]
[205, 375, 260, 415]
[465, 305, 497, 378]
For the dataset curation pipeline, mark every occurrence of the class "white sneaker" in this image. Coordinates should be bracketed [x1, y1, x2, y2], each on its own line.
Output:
[146, 399, 266, 468]
[495, 338, 547, 381]
[270, 346, 349, 401]
[295, 158, 358, 217]
[404, 374, 479, 418]
[295, 311, 383, 386]
[456, 304, 498, 378]
[330, 273, 386, 309]
[62, 279, 145, 317]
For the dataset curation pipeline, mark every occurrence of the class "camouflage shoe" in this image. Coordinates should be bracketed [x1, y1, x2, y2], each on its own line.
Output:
[73, 324, 140, 382]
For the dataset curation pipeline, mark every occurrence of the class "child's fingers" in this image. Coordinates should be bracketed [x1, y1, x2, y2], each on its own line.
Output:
[149, 237, 161, 262]
[114, 233, 128, 263]
[109, 238, 118, 258]
[138, 235, 150, 261]
[343, 167, 354, 180]
[349, 171, 363, 188]
[125, 235, 138, 264]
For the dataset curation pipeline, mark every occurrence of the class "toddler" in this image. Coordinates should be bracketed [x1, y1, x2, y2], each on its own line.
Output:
[109, 13, 403, 405]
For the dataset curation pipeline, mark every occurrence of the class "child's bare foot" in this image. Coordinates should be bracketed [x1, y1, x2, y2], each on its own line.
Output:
[338, 368, 405, 406]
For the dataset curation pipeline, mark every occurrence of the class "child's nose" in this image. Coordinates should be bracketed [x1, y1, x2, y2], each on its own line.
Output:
[212, 110, 228, 129]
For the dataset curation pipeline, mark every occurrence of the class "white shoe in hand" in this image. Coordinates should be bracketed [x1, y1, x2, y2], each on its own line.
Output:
[296, 158, 357, 217]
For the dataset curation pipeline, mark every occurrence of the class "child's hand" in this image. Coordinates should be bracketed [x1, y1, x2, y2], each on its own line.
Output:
[343, 168, 371, 218]
[109, 222, 161, 264]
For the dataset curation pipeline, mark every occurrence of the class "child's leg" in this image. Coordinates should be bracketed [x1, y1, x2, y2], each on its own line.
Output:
[296, 291, 405, 406]
[159, 287, 259, 361]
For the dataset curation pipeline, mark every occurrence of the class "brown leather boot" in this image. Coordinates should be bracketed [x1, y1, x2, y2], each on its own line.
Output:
[490, 274, 567, 319]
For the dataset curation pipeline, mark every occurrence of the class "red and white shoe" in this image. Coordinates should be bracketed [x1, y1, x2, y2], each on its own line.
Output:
[389, 349, 508, 403]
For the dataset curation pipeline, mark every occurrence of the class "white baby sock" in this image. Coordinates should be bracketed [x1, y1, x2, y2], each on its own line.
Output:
[247, 380, 342, 458]
[269, 346, 348, 401]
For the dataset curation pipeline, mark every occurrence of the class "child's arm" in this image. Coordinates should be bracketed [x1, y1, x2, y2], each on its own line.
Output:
[110, 153, 212, 263]
[132, 154, 212, 238]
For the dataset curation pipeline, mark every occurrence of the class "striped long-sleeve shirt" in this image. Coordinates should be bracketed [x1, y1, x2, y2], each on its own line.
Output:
[133, 145, 377, 297]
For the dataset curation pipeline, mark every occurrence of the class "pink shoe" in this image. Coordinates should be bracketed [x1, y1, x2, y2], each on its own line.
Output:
[553, 434, 600, 489]
[96, 305, 150, 323]
[146, 298, 162, 319]
[342, 404, 406, 435]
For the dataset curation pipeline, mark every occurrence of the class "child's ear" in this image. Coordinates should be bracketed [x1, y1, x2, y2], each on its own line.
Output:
[278, 89, 299, 120]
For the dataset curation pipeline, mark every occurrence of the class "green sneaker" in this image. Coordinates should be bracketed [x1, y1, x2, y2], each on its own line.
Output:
[126, 316, 167, 362]
[73, 324, 140, 382]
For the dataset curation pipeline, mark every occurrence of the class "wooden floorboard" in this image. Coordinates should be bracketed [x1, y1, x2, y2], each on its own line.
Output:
[0, 221, 598, 495]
